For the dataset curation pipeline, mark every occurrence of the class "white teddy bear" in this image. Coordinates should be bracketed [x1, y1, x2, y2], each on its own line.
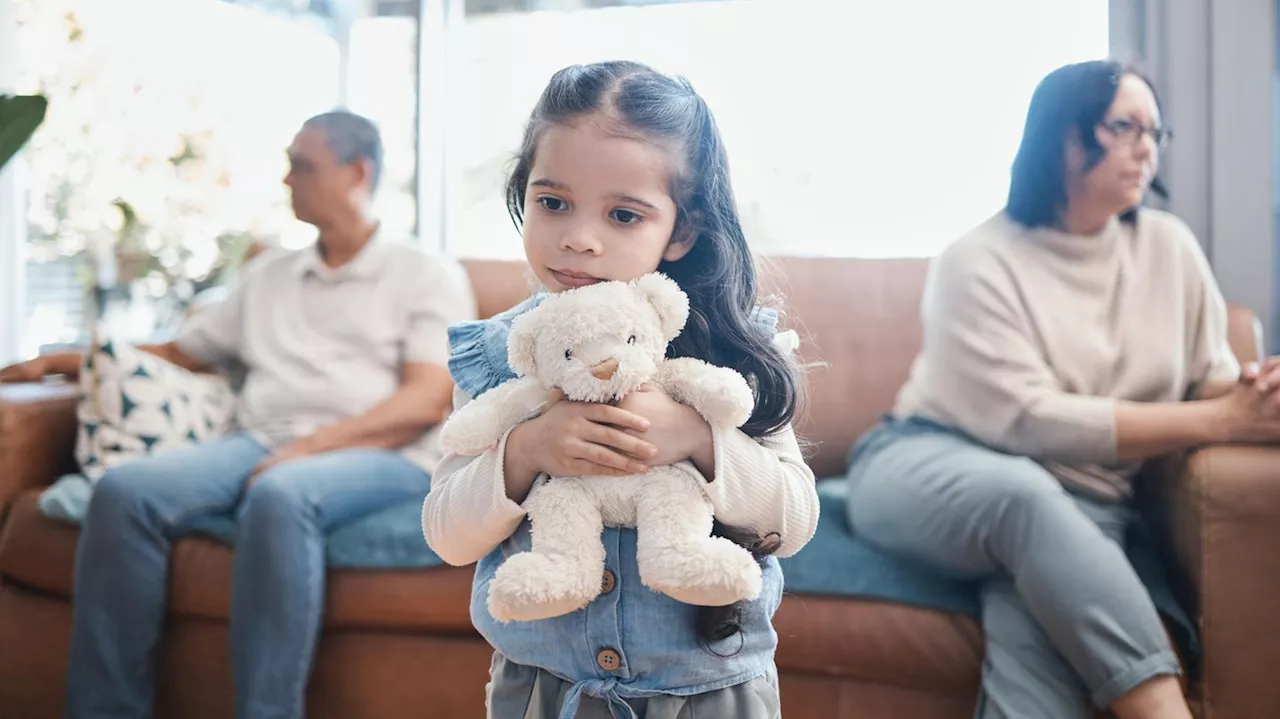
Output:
[441, 273, 764, 623]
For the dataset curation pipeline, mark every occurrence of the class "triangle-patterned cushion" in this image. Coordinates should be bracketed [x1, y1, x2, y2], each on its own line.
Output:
[75, 334, 236, 481]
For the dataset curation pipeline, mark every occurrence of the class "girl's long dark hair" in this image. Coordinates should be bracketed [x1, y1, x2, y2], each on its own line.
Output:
[505, 61, 798, 644]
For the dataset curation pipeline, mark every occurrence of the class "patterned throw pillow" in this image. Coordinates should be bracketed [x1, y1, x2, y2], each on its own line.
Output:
[75, 335, 237, 481]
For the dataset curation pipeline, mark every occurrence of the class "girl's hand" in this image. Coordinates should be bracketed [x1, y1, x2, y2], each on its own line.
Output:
[506, 399, 656, 494]
[616, 385, 715, 475]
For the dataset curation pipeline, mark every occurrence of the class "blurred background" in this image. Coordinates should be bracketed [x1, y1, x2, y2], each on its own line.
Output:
[0, 0, 1275, 359]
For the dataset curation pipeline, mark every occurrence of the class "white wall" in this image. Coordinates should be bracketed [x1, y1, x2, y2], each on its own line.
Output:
[1210, 1, 1277, 353]
[0, 0, 26, 364]
[1112, 0, 1278, 351]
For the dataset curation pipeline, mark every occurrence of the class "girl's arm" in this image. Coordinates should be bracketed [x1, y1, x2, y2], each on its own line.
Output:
[696, 423, 820, 559]
[422, 388, 530, 567]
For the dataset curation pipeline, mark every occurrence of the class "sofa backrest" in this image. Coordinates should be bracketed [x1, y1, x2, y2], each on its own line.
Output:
[458, 257, 931, 478]
[456, 257, 1270, 479]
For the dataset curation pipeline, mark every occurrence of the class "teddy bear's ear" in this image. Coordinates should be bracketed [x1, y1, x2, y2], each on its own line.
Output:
[507, 313, 540, 377]
[631, 273, 689, 342]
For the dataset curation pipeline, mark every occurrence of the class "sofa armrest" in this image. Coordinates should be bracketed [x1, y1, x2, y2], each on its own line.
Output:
[1143, 444, 1280, 719]
[0, 382, 80, 521]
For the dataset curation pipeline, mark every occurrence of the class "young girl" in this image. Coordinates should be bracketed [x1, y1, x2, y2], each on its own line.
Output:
[422, 60, 820, 719]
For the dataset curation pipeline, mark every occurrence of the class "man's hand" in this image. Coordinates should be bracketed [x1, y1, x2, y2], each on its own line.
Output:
[1, 347, 199, 385]
[249, 433, 330, 482]
[0, 357, 48, 383]
[246, 361, 454, 484]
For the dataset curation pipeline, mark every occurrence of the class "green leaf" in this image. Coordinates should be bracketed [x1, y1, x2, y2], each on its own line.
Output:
[0, 94, 49, 174]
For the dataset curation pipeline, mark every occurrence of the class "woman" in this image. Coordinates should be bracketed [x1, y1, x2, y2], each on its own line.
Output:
[845, 60, 1280, 719]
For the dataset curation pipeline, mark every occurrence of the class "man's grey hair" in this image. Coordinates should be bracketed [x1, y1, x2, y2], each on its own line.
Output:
[303, 110, 384, 192]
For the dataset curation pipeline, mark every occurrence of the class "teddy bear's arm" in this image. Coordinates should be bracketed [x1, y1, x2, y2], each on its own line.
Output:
[652, 358, 754, 430]
[440, 377, 561, 456]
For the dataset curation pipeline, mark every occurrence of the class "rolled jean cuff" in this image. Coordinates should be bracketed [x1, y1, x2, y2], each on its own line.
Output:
[1091, 650, 1181, 708]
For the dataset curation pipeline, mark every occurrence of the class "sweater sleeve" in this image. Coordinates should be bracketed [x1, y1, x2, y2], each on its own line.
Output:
[1179, 226, 1242, 398]
[421, 387, 527, 566]
[702, 423, 819, 558]
[918, 245, 1118, 464]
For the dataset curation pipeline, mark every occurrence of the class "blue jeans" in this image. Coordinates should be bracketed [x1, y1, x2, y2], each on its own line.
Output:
[64, 433, 433, 719]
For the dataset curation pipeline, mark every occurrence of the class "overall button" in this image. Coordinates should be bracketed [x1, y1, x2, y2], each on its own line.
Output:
[597, 649, 621, 672]
[601, 570, 616, 594]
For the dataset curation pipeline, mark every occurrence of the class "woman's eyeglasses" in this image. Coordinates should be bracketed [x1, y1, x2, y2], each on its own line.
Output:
[1098, 118, 1173, 150]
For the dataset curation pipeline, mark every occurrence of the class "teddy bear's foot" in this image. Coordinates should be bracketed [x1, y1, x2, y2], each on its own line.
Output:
[487, 552, 602, 622]
[638, 536, 763, 607]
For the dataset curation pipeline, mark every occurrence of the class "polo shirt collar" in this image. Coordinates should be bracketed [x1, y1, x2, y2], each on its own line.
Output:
[295, 226, 388, 281]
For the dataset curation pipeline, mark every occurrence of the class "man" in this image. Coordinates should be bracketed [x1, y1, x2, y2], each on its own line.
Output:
[0, 110, 475, 718]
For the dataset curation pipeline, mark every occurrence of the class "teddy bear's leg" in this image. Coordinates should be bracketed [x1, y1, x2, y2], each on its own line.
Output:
[633, 467, 763, 607]
[487, 478, 606, 622]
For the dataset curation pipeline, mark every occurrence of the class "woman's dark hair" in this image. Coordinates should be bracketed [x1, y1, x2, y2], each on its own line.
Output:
[505, 60, 795, 644]
[1007, 59, 1168, 228]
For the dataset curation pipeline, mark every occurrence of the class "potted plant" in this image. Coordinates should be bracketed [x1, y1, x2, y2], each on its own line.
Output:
[0, 93, 48, 173]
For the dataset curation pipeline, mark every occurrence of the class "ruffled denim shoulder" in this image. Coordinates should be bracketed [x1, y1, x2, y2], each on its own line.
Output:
[447, 294, 792, 399]
[755, 306, 800, 356]
[446, 294, 545, 399]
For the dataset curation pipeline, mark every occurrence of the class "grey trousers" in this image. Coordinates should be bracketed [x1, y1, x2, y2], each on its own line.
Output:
[485, 652, 781, 719]
[846, 418, 1180, 719]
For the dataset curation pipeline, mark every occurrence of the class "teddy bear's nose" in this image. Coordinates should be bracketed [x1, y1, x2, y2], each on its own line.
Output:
[590, 358, 620, 380]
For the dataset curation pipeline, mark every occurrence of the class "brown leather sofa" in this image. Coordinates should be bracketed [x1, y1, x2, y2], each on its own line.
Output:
[1, 257, 1277, 718]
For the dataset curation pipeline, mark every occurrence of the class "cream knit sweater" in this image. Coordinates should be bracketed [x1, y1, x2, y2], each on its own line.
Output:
[893, 209, 1240, 499]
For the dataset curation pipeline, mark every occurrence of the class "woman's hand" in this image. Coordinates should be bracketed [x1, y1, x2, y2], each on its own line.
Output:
[1212, 377, 1280, 443]
[616, 385, 716, 478]
[1246, 357, 1280, 392]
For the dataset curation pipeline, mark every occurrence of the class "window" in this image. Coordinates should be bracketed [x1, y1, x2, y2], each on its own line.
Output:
[11, 0, 388, 356]
[4, 0, 1111, 362]
[443, 0, 1110, 259]
[14, 0, 345, 353]
[346, 13, 420, 242]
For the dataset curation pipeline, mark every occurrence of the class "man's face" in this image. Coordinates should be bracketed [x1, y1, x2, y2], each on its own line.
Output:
[282, 126, 361, 225]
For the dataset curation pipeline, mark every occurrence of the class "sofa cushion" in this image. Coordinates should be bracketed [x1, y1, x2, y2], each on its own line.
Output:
[74, 337, 235, 481]
[773, 593, 982, 694]
[21, 477, 986, 616]
[33, 473, 445, 570]
[9, 476, 1196, 656]
[0, 489, 1188, 696]
[0, 492, 476, 632]
[1, 491, 986, 691]
[1, 474, 1203, 696]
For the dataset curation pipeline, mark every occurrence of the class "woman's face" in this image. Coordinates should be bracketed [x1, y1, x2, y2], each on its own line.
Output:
[1067, 73, 1164, 216]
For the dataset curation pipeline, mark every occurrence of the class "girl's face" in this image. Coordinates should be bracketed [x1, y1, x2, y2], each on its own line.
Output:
[521, 113, 695, 293]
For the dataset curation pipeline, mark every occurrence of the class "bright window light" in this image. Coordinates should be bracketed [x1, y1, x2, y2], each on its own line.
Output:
[445, 0, 1110, 259]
